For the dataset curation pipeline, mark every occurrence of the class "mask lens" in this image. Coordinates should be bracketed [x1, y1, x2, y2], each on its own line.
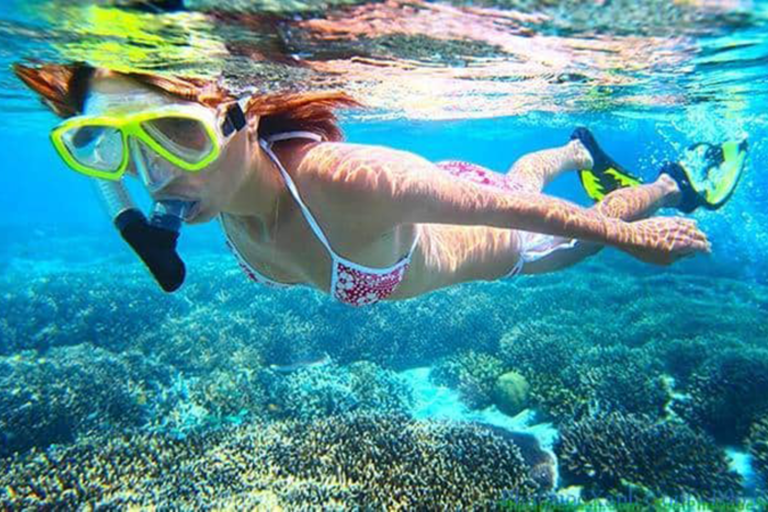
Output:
[62, 125, 123, 172]
[130, 139, 180, 192]
[140, 116, 214, 163]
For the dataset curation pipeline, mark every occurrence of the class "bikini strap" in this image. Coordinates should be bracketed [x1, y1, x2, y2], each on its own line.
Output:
[259, 132, 336, 256]
[260, 131, 421, 264]
[264, 131, 323, 144]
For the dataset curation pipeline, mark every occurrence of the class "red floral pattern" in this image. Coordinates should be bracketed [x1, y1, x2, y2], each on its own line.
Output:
[333, 260, 410, 307]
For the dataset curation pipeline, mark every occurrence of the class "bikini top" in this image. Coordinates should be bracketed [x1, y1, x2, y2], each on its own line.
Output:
[221, 131, 421, 307]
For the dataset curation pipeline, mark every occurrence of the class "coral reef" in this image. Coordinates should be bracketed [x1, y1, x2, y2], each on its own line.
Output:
[561, 345, 668, 419]
[259, 361, 412, 421]
[0, 267, 188, 355]
[0, 255, 510, 371]
[0, 413, 551, 509]
[748, 416, 768, 489]
[555, 412, 741, 501]
[674, 347, 768, 444]
[431, 350, 505, 409]
[646, 335, 725, 387]
[500, 331, 668, 424]
[0, 344, 176, 457]
[4, 232, 768, 506]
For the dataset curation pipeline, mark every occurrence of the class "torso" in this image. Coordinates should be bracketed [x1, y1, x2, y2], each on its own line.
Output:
[220, 138, 524, 301]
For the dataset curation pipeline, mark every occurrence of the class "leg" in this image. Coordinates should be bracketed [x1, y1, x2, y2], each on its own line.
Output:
[520, 174, 681, 274]
[506, 140, 593, 193]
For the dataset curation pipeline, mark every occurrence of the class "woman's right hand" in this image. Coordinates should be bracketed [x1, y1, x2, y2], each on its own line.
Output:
[621, 216, 711, 266]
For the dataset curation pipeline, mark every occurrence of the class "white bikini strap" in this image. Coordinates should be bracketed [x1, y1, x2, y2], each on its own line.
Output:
[264, 131, 323, 144]
[259, 133, 335, 255]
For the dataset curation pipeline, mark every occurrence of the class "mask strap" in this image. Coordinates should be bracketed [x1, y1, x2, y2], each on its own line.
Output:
[221, 97, 249, 137]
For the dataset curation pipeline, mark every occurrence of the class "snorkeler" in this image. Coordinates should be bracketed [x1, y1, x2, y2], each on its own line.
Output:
[14, 63, 748, 306]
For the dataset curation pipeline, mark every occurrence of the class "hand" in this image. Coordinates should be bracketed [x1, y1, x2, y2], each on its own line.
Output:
[621, 216, 711, 266]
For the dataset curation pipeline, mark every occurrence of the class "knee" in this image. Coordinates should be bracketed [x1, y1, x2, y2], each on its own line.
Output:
[596, 195, 630, 219]
[508, 153, 541, 174]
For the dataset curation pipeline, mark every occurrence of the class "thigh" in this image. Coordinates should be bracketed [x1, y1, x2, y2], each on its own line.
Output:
[515, 232, 601, 275]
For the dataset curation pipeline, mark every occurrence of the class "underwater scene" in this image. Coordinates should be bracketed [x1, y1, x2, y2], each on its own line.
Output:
[1, 0, 768, 510]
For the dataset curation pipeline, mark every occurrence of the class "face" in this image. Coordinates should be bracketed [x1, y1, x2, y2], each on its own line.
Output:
[84, 72, 254, 225]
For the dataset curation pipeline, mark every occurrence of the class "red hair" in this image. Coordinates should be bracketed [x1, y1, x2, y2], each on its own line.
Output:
[13, 62, 362, 141]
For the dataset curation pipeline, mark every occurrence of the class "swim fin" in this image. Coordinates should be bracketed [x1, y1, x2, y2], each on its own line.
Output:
[571, 127, 643, 202]
[659, 139, 748, 213]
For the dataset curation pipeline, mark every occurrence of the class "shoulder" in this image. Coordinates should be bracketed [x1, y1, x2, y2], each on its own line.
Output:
[299, 141, 436, 194]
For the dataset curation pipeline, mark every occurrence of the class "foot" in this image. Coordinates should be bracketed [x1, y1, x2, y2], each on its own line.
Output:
[570, 127, 643, 202]
[656, 173, 683, 209]
[658, 139, 748, 213]
[567, 138, 593, 170]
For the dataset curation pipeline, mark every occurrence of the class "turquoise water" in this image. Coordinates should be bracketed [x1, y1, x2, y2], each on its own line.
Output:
[2, 0, 768, 508]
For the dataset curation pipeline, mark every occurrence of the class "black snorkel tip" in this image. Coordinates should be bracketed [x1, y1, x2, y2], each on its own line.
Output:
[115, 209, 186, 292]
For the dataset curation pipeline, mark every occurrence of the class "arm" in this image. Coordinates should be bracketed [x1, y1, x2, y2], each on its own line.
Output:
[307, 143, 709, 261]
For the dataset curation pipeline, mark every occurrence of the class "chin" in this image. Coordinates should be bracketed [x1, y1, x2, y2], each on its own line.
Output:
[186, 205, 217, 225]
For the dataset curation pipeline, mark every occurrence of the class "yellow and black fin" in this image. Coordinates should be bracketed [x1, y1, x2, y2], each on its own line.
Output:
[571, 127, 643, 202]
[662, 139, 748, 213]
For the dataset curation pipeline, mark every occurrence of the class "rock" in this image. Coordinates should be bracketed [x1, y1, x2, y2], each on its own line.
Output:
[493, 371, 530, 416]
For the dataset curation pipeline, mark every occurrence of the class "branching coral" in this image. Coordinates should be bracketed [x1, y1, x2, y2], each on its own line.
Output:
[561, 345, 668, 419]
[0, 413, 550, 509]
[748, 416, 768, 489]
[0, 344, 176, 457]
[500, 330, 668, 424]
[431, 350, 505, 409]
[555, 412, 741, 501]
[259, 361, 412, 420]
[674, 347, 768, 444]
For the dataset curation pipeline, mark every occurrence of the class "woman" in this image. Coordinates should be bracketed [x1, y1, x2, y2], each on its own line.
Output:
[15, 63, 746, 307]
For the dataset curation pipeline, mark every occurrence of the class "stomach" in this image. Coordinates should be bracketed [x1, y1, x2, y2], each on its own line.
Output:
[387, 223, 523, 299]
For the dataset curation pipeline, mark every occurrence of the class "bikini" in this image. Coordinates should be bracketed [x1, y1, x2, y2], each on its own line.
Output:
[222, 133, 577, 307]
[221, 131, 421, 307]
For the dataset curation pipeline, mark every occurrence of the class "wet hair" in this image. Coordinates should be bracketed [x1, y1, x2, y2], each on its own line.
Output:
[13, 62, 361, 142]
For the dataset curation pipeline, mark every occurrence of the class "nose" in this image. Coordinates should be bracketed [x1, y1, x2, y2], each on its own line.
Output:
[128, 137, 181, 194]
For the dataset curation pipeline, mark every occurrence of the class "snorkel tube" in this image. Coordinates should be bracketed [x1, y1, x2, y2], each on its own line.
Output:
[85, 92, 247, 293]
[94, 179, 189, 292]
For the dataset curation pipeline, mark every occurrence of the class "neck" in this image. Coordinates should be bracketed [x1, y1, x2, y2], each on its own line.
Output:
[222, 138, 284, 223]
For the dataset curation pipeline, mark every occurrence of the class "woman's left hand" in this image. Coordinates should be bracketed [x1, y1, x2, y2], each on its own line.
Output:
[621, 216, 712, 266]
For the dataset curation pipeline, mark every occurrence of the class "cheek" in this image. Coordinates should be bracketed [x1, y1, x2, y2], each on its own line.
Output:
[211, 135, 249, 193]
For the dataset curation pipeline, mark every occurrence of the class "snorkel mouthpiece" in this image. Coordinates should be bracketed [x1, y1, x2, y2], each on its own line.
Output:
[94, 180, 187, 292]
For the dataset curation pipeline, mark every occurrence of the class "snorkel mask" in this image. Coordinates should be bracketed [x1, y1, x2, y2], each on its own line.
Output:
[51, 90, 247, 292]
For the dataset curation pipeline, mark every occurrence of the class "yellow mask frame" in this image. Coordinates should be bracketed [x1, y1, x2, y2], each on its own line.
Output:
[50, 102, 244, 180]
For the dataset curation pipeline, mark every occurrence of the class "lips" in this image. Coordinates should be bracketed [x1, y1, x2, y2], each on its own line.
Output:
[184, 201, 201, 221]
